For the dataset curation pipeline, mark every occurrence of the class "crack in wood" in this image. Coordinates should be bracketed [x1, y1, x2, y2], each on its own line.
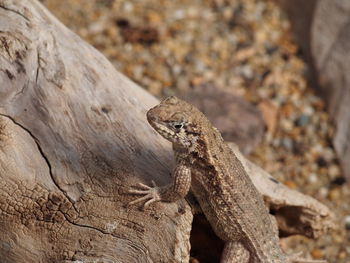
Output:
[0, 4, 29, 22]
[0, 113, 151, 251]
[0, 113, 68, 199]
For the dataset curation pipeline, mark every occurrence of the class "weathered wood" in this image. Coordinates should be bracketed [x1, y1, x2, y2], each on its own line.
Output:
[277, 0, 350, 180]
[228, 143, 335, 238]
[0, 0, 334, 262]
[0, 0, 192, 262]
[311, 0, 350, 181]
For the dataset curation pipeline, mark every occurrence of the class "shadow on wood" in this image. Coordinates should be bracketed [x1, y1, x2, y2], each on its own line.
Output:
[0, 0, 335, 262]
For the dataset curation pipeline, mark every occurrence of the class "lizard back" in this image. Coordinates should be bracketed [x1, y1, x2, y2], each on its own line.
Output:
[171, 99, 287, 262]
[148, 96, 288, 262]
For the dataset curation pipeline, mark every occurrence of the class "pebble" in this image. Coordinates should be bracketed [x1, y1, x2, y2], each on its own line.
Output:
[132, 65, 144, 79]
[258, 100, 278, 135]
[172, 64, 182, 75]
[174, 9, 185, 20]
[194, 60, 207, 73]
[281, 137, 293, 151]
[147, 11, 162, 25]
[295, 114, 309, 127]
[311, 248, 323, 259]
[338, 251, 347, 259]
[331, 176, 346, 186]
[240, 65, 254, 80]
[303, 105, 315, 116]
[308, 173, 318, 184]
[318, 187, 328, 198]
[329, 165, 341, 178]
[122, 2, 133, 12]
[344, 216, 350, 230]
[280, 119, 293, 132]
[88, 21, 105, 33]
[284, 180, 297, 189]
[328, 188, 340, 201]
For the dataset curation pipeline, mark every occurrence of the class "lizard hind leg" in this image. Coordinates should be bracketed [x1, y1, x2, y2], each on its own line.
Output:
[220, 241, 250, 263]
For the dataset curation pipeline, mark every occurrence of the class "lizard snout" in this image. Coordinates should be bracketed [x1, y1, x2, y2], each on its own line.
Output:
[146, 110, 158, 123]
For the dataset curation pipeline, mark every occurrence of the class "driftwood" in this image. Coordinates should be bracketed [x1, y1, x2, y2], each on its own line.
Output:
[0, 0, 192, 262]
[278, 0, 350, 180]
[311, 0, 350, 181]
[228, 143, 335, 238]
[0, 0, 335, 262]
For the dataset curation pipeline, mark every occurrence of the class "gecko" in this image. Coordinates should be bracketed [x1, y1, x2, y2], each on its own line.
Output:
[128, 96, 325, 263]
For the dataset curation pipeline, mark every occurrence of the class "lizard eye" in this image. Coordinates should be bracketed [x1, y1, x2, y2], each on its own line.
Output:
[173, 123, 183, 130]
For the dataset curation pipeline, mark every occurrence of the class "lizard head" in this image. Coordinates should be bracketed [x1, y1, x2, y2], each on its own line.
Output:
[147, 96, 202, 150]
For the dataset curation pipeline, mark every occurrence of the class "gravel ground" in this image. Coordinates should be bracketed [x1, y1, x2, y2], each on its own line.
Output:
[41, 0, 350, 262]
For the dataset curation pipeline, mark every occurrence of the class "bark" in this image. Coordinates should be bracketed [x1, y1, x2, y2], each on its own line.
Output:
[0, 0, 334, 262]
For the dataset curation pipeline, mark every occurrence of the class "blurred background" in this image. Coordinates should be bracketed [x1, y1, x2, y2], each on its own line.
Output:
[39, 0, 349, 262]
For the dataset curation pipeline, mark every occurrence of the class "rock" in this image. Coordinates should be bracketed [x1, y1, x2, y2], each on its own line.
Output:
[330, 176, 346, 186]
[284, 180, 297, 189]
[281, 138, 293, 151]
[344, 216, 350, 230]
[295, 114, 310, 127]
[115, 18, 160, 45]
[308, 173, 318, 184]
[311, 248, 324, 259]
[258, 100, 278, 136]
[328, 188, 340, 201]
[181, 83, 265, 154]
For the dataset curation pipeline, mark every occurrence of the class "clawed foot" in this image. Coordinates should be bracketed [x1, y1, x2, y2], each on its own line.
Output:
[127, 181, 161, 209]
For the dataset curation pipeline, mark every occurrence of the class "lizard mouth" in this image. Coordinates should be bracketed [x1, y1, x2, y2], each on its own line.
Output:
[149, 119, 176, 139]
[146, 112, 180, 143]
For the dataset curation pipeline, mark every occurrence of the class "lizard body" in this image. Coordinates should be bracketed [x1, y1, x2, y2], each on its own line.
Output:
[128, 96, 323, 263]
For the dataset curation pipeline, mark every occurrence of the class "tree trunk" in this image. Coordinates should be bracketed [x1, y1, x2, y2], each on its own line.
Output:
[0, 0, 334, 262]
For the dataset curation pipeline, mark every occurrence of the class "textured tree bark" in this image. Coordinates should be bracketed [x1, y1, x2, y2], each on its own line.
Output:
[0, 0, 334, 262]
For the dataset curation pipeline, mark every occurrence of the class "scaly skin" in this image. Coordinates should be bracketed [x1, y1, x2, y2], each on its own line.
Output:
[128, 96, 325, 263]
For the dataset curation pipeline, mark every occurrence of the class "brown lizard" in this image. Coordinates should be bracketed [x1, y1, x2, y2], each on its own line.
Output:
[128, 96, 325, 263]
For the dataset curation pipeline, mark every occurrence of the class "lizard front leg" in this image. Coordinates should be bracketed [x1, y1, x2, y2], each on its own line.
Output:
[221, 241, 250, 263]
[128, 164, 191, 208]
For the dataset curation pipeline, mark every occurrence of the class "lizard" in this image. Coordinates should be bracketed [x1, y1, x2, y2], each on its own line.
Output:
[128, 96, 325, 263]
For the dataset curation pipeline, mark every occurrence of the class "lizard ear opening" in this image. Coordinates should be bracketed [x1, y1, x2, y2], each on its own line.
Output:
[170, 121, 185, 133]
